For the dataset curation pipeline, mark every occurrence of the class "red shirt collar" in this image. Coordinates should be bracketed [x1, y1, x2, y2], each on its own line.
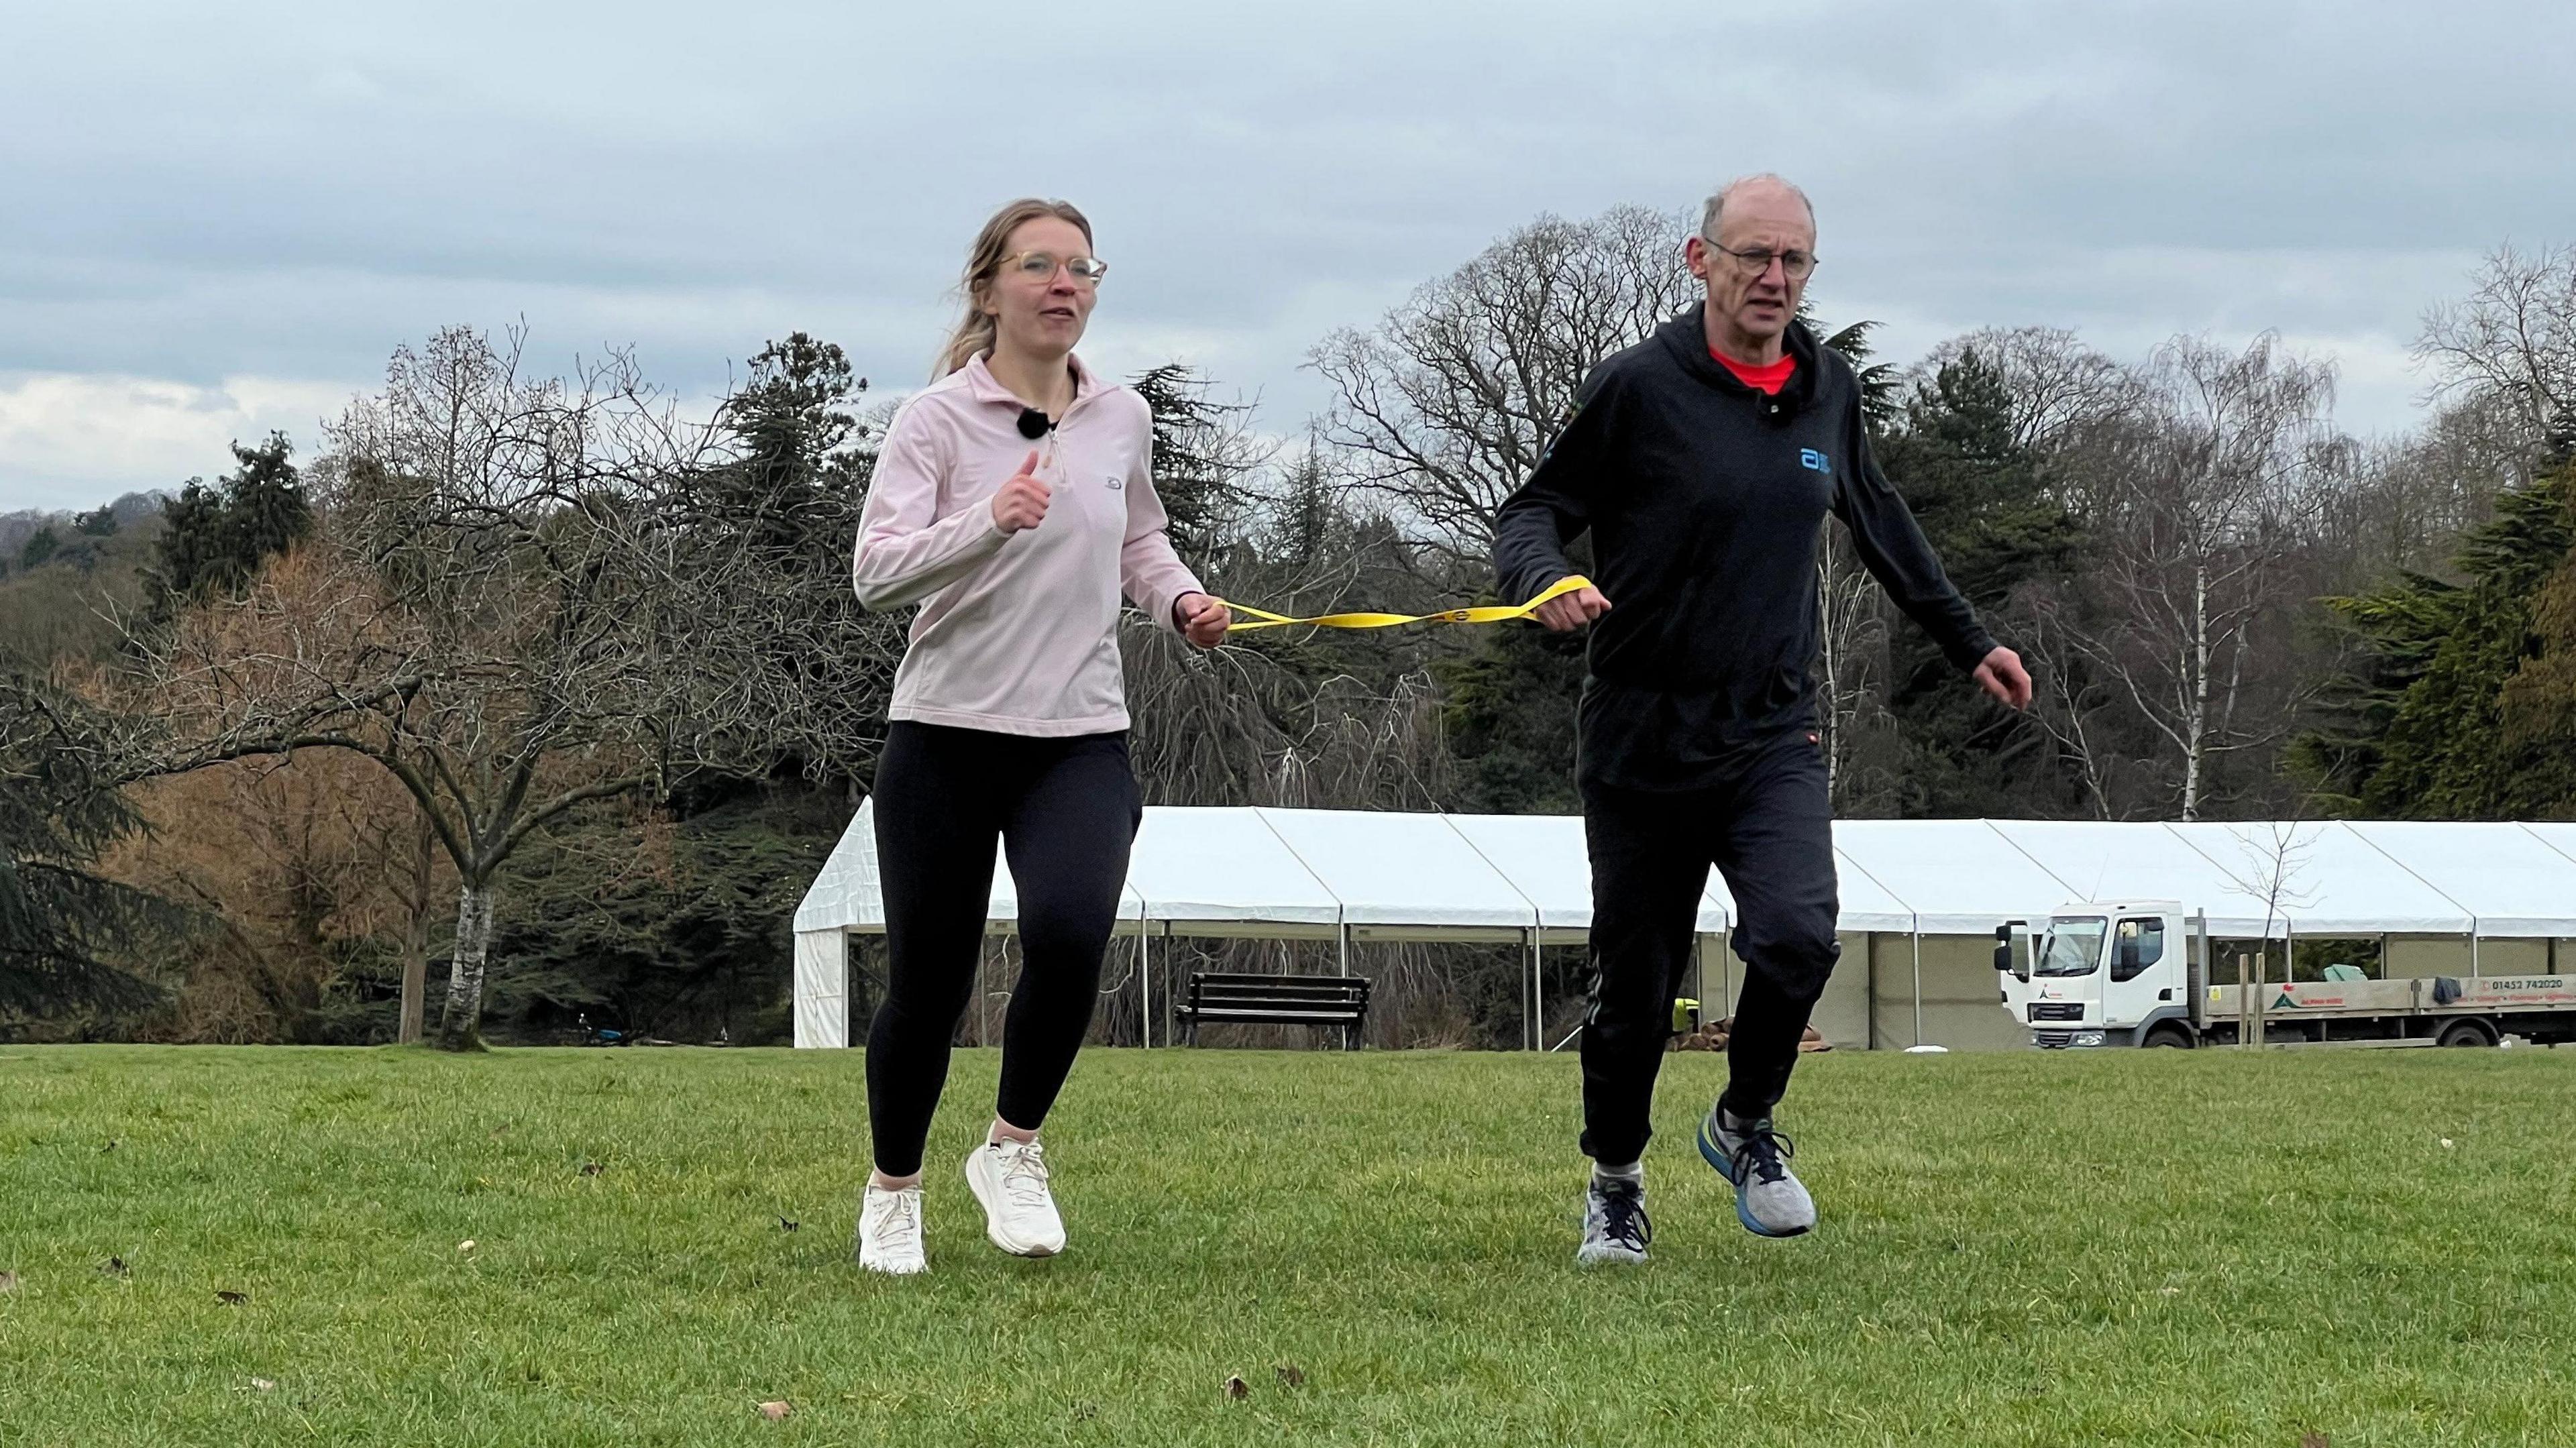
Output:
[1710, 347, 1796, 395]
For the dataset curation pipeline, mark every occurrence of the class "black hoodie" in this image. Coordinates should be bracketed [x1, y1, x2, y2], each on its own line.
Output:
[1492, 306, 1997, 792]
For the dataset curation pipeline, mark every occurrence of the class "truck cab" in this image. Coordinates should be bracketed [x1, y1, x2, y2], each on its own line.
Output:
[1995, 901, 2196, 1048]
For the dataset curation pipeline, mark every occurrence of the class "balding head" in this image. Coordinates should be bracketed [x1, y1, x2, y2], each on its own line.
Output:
[1699, 174, 1815, 242]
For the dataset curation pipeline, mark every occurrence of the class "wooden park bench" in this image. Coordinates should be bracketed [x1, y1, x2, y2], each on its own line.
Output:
[1178, 971, 1373, 1050]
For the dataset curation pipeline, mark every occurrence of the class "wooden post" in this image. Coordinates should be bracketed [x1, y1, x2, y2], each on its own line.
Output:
[2237, 950, 2251, 1048]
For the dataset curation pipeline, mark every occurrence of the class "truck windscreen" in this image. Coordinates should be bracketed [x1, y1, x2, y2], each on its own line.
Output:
[2035, 917, 2107, 977]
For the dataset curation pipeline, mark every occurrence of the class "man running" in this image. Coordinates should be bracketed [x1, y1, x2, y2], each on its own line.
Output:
[1493, 174, 2032, 1264]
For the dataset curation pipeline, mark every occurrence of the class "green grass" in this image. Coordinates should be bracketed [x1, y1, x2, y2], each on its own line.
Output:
[2, 1046, 2573, 1446]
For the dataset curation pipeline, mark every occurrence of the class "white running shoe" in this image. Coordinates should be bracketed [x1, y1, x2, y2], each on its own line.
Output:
[964, 1137, 1066, 1257]
[855, 1182, 927, 1276]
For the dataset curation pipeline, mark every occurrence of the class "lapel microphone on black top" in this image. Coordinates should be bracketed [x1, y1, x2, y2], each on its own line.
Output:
[1016, 406, 1055, 440]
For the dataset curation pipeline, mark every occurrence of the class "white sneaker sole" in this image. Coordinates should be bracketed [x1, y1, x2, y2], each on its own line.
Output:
[964, 1149, 1063, 1258]
[1574, 1241, 1648, 1267]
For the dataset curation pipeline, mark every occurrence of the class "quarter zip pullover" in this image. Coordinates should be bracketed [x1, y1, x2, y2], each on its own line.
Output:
[1493, 308, 1996, 791]
[854, 353, 1202, 736]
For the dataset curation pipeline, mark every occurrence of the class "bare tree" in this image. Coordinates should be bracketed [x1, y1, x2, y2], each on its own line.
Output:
[1814, 528, 1895, 809]
[2050, 335, 2341, 820]
[2316, 396, 2529, 582]
[1309, 207, 1697, 563]
[1919, 326, 2135, 454]
[132, 326, 763, 1048]
[2017, 591, 2123, 819]
[1124, 446, 1456, 814]
[2221, 820, 2317, 1046]
[2418, 242, 2576, 463]
[649, 333, 908, 797]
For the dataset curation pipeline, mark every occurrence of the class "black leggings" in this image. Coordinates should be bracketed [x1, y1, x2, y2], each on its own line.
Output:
[1577, 728, 1841, 1164]
[865, 721, 1140, 1178]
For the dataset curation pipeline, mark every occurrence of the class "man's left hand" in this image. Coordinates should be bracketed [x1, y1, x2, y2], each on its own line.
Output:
[1974, 646, 2033, 710]
[1175, 592, 1230, 649]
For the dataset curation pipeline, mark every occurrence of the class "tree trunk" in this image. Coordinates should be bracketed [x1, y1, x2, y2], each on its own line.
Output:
[1816, 567, 1843, 799]
[435, 881, 494, 1051]
[396, 810, 434, 1045]
[2182, 559, 2211, 821]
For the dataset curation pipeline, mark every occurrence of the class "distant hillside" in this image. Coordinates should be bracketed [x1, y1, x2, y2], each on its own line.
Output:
[0, 490, 167, 563]
[0, 492, 170, 666]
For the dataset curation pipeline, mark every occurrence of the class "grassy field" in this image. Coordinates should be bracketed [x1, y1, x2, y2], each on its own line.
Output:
[2, 1045, 2573, 1446]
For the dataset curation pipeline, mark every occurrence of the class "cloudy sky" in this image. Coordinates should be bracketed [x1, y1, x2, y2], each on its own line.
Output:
[5, 0, 2571, 511]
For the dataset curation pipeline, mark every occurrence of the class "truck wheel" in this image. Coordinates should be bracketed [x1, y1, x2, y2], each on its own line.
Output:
[2436, 1017, 2498, 1048]
[2142, 1025, 2194, 1049]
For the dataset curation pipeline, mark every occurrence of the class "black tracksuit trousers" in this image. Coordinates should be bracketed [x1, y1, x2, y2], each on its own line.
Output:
[1578, 728, 1841, 1165]
[864, 721, 1140, 1178]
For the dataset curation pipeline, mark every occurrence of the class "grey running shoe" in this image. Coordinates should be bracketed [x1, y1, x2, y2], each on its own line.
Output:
[1574, 1176, 1652, 1266]
[1697, 1107, 1816, 1238]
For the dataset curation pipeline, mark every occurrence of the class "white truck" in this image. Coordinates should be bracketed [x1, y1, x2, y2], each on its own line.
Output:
[1994, 899, 2576, 1049]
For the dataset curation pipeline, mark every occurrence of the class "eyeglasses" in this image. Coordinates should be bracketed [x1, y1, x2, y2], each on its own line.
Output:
[1000, 250, 1109, 286]
[1700, 236, 1818, 282]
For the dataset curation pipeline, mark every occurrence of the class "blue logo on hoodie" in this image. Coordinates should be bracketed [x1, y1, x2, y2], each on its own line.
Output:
[1800, 449, 1830, 473]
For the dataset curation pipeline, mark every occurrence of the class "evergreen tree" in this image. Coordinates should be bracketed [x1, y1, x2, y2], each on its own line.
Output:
[1872, 348, 2086, 816]
[2500, 484, 2576, 798]
[1436, 622, 1587, 815]
[1, 674, 164, 1020]
[18, 528, 60, 571]
[1819, 317, 1904, 435]
[2293, 465, 2576, 818]
[145, 433, 311, 624]
[1130, 364, 1247, 562]
[674, 331, 898, 793]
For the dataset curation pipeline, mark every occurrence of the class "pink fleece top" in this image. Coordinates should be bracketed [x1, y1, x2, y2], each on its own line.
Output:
[852, 353, 1204, 736]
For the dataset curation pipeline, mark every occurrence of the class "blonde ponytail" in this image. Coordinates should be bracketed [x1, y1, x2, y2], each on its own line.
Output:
[933, 198, 1095, 380]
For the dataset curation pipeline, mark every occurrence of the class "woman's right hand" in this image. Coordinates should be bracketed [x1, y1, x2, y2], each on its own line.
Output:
[991, 449, 1051, 534]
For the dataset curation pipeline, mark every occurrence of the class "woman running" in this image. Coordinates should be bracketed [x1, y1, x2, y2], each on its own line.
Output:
[850, 198, 1229, 1275]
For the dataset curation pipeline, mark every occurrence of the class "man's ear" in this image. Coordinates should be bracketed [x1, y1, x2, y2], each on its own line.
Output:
[1682, 235, 1710, 282]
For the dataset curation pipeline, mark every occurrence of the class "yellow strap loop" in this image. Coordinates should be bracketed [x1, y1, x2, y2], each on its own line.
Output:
[1216, 575, 1595, 633]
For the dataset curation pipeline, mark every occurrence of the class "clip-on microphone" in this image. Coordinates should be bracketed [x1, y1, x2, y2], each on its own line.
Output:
[1016, 407, 1055, 440]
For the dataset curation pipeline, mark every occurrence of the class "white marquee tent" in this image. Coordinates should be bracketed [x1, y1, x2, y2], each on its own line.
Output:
[792, 809, 2576, 1051]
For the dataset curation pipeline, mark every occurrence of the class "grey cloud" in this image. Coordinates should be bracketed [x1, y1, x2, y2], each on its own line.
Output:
[3, 0, 2570, 506]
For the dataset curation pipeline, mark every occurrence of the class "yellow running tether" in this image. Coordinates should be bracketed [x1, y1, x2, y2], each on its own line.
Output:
[1216, 575, 1595, 633]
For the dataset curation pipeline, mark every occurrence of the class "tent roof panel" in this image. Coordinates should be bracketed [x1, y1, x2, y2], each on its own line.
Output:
[1829, 851, 1917, 932]
[1252, 807, 1535, 928]
[1985, 818, 2281, 934]
[1446, 813, 1729, 932]
[1831, 820, 2074, 932]
[2163, 822, 2471, 936]
[792, 797, 883, 934]
[2518, 822, 2576, 884]
[1126, 807, 1341, 926]
[2343, 821, 2576, 936]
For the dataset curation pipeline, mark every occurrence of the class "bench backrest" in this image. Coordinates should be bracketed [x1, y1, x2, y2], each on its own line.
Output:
[1187, 972, 1371, 1006]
